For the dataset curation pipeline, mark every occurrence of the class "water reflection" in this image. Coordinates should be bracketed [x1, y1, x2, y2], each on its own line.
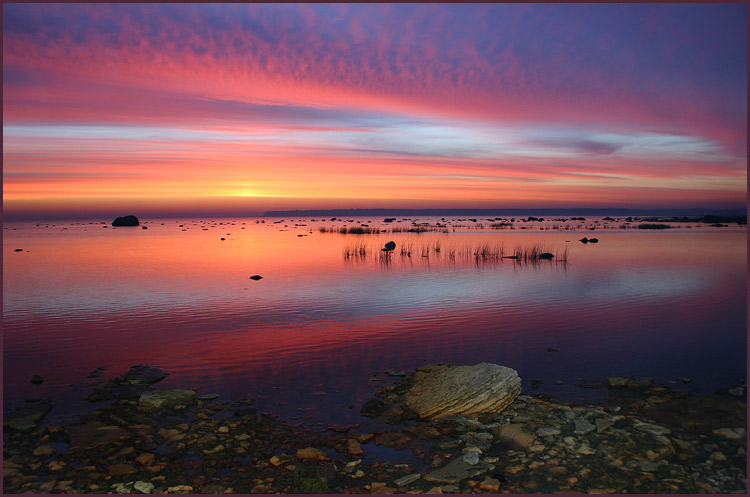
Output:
[3, 217, 746, 428]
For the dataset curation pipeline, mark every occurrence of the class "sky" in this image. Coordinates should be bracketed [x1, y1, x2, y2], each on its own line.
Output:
[3, 3, 747, 220]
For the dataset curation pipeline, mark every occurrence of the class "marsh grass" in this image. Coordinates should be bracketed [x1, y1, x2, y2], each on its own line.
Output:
[637, 223, 674, 230]
[342, 240, 569, 265]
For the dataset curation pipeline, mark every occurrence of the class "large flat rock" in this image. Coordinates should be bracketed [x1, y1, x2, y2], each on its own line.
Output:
[404, 363, 521, 420]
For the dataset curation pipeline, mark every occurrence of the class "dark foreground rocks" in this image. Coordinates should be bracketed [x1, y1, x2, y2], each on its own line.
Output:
[3, 363, 746, 494]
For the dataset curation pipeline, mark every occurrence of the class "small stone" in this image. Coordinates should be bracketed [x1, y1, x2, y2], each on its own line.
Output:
[249, 275, 263, 280]
[574, 419, 596, 435]
[394, 474, 421, 487]
[33, 445, 56, 456]
[384, 369, 408, 377]
[577, 443, 596, 455]
[606, 377, 629, 388]
[296, 447, 329, 460]
[595, 418, 614, 433]
[712, 427, 746, 440]
[48, 461, 66, 471]
[112, 483, 133, 494]
[134, 481, 155, 494]
[202, 444, 225, 455]
[426, 487, 443, 494]
[348, 439, 364, 456]
[346, 459, 362, 467]
[107, 463, 137, 476]
[218, 426, 229, 433]
[479, 477, 500, 492]
[135, 453, 154, 466]
[727, 387, 745, 397]
[30, 375, 44, 385]
[462, 452, 480, 465]
[269, 456, 282, 467]
[637, 460, 659, 472]
[709, 451, 727, 462]
[166, 485, 194, 493]
[536, 427, 561, 437]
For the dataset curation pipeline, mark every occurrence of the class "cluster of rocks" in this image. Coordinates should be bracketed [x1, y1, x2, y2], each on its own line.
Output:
[3, 363, 746, 494]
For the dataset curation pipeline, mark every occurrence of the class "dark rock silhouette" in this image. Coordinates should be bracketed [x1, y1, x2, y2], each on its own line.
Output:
[112, 215, 139, 227]
[579, 237, 589, 244]
[538, 253, 554, 259]
[30, 375, 44, 385]
[588, 238, 599, 243]
[382, 241, 396, 252]
[249, 275, 263, 280]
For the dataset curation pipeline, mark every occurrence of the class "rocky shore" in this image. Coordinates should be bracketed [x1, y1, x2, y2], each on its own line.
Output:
[3, 364, 746, 494]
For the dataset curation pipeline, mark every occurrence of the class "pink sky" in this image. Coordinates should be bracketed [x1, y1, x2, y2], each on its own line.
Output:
[3, 4, 747, 219]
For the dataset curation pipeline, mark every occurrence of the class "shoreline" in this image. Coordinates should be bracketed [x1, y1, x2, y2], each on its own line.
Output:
[4, 364, 746, 494]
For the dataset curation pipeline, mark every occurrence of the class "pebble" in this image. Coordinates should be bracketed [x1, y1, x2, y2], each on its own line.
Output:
[712, 428, 746, 440]
[395, 474, 421, 487]
[574, 419, 596, 435]
[32, 444, 56, 456]
[479, 476, 500, 492]
[536, 427, 561, 437]
[133, 481, 155, 494]
[462, 452, 480, 465]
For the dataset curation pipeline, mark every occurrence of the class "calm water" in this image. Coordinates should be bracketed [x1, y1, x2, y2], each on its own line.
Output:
[3, 216, 747, 428]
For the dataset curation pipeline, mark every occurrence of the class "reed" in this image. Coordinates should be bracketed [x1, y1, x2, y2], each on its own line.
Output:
[637, 223, 673, 230]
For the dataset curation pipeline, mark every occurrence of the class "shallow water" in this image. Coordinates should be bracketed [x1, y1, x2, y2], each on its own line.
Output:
[3, 216, 747, 428]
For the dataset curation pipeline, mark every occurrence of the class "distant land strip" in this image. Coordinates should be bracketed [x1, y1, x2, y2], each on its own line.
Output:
[262, 207, 747, 218]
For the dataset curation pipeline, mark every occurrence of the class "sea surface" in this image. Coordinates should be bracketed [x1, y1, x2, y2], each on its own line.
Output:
[3, 215, 747, 430]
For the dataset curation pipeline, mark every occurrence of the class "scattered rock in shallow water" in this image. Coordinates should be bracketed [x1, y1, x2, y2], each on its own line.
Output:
[492, 423, 536, 450]
[607, 376, 653, 389]
[405, 363, 521, 419]
[196, 393, 221, 401]
[384, 369, 407, 377]
[296, 447, 329, 460]
[574, 418, 596, 435]
[712, 427, 746, 440]
[107, 463, 137, 476]
[727, 386, 745, 397]
[117, 365, 169, 386]
[138, 389, 196, 410]
[424, 456, 491, 484]
[249, 275, 263, 280]
[30, 375, 44, 385]
[3, 399, 53, 431]
[394, 474, 421, 487]
[14, 248, 23, 252]
[360, 398, 384, 415]
[133, 481, 154, 494]
[538, 252, 554, 259]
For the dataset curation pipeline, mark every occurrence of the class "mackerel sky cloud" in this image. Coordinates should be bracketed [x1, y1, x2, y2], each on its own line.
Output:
[3, 3, 747, 218]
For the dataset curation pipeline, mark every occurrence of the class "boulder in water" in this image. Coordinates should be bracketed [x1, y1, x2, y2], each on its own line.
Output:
[112, 215, 140, 227]
[404, 362, 521, 420]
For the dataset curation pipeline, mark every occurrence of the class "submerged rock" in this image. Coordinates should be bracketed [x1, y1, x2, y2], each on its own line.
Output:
[404, 363, 521, 420]
[117, 364, 169, 386]
[4, 399, 53, 431]
[138, 389, 196, 410]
